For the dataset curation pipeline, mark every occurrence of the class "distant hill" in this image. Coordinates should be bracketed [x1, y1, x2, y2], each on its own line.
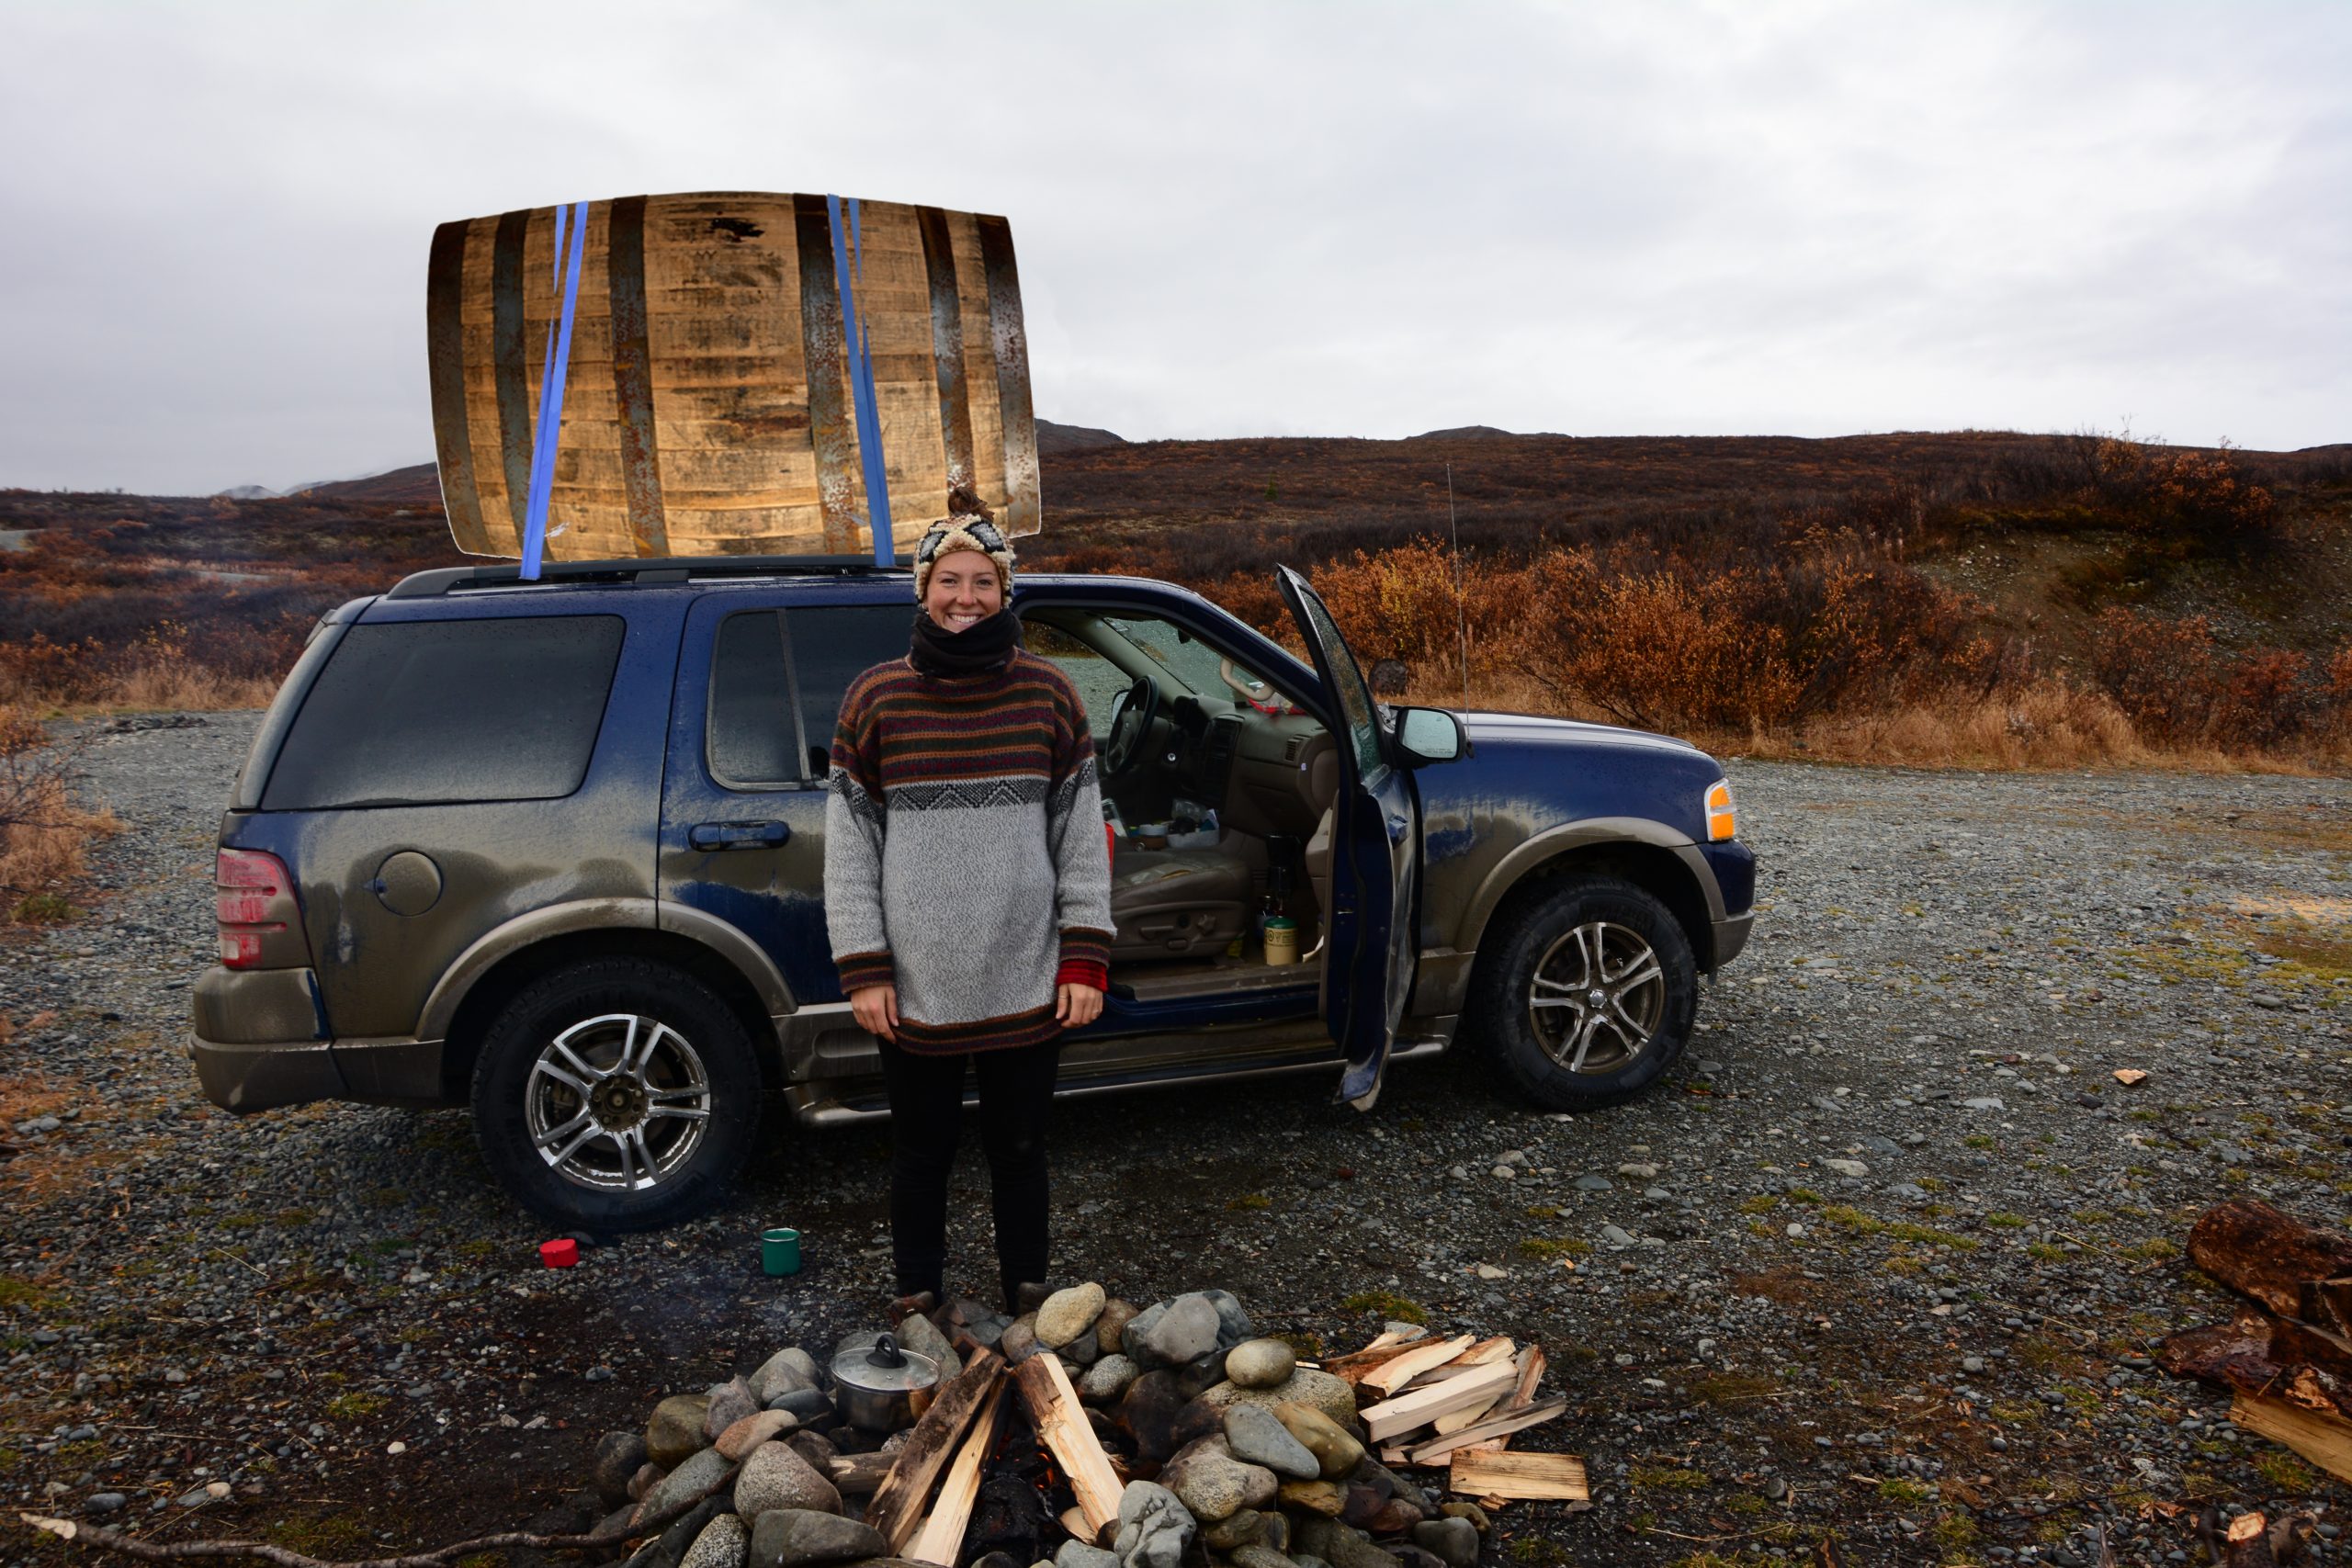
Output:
[1408, 425, 1516, 440]
[293, 463, 442, 505]
[1035, 419, 1127, 457]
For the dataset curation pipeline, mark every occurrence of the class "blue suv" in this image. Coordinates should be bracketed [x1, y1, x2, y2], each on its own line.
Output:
[190, 558, 1755, 1229]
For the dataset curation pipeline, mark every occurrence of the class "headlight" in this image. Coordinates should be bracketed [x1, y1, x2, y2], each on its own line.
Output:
[1703, 779, 1736, 841]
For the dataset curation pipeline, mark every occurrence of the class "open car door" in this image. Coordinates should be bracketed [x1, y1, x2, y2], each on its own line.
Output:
[1277, 567, 1419, 1110]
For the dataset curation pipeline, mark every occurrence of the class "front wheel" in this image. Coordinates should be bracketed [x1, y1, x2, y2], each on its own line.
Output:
[1471, 874, 1697, 1110]
[470, 957, 763, 1230]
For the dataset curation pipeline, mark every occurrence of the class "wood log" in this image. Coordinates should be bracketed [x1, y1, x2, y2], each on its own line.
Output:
[1445, 1450, 1589, 1502]
[1453, 1337, 1518, 1366]
[1405, 1398, 1570, 1465]
[1430, 1400, 1497, 1437]
[905, 1382, 1007, 1568]
[1360, 1359, 1518, 1442]
[1325, 1327, 1421, 1365]
[1361, 1336, 1478, 1396]
[2230, 1392, 2352, 1484]
[2188, 1201, 2352, 1339]
[1461, 1345, 1548, 1459]
[865, 1349, 1004, 1551]
[2159, 1312, 2352, 1422]
[825, 1451, 898, 1496]
[2224, 1510, 2278, 1568]
[1015, 1351, 1124, 1539]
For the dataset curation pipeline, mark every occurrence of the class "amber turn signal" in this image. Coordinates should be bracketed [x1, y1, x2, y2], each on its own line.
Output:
[1704, 780, 1737, 841]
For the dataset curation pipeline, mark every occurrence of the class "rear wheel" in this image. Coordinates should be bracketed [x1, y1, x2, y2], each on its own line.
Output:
[1472, 874, 1697, 1110]
[470, 956, 762, 1230]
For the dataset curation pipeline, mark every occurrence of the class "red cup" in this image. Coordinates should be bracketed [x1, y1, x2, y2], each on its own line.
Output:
[539, 1237, 580, 1269]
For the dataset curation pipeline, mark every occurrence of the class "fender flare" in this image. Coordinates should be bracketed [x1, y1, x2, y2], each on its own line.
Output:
[416, 897, 796, 1042]
[1456, 816, 1724, 955]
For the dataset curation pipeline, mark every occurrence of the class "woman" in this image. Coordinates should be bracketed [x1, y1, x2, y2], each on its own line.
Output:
[823, 491, 1114, 1314]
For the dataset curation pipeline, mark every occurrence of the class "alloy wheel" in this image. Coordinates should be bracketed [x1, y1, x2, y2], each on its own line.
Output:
[524, 1012, 712, 1191]
[1526, 920, 1667, 1074]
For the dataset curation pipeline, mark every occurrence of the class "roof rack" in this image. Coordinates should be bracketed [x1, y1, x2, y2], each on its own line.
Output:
[383, 555, 905, 600]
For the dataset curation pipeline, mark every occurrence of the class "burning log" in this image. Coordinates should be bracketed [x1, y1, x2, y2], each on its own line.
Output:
[1013, 1348, 1125, 1540]
[2188, 1200, 2352, 1343]
[865, 1349, 1006, 1553]
[905, 1381, 1008, 1568]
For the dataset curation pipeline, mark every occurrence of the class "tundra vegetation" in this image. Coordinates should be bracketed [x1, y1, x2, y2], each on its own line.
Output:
[2, 430, 2347, 923]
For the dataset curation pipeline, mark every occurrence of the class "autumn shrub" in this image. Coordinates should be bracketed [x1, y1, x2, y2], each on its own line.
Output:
[2088, 609, 2338, 751]
[2087, 610, 2225, 744]
[1308, 538, 1527, 673]
[2089, 438, 2281, 553]
[0, 706, 118, 918]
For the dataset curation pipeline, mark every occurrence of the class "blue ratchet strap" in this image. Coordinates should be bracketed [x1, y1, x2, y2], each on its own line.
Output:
[827, 193, 897, 567]
[521, 200, 590, 580]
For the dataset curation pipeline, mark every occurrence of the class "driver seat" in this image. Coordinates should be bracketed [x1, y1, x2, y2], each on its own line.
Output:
[1106, 839, 1253, 961]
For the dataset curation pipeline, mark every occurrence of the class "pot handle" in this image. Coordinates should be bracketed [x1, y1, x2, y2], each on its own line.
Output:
[865, 1332, 907, 1369]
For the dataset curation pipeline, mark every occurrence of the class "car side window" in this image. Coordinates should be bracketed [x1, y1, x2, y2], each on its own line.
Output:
[1021, 617, 1125, 738]
[785, 605, 917, 770]
[707, 611, 800, 787]
[707, 604, 910, 788]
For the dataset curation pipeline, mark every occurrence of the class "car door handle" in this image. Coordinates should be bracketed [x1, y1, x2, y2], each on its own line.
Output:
[689, 820, 789, 851]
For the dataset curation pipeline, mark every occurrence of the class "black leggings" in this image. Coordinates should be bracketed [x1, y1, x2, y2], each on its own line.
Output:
[876, 1037, 1058, 1311]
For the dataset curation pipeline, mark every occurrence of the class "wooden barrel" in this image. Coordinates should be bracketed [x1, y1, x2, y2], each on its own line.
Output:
[425, 192, 1039, 561]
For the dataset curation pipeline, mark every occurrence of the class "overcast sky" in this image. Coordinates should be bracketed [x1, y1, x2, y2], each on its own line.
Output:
[3, 1, 2346, 495]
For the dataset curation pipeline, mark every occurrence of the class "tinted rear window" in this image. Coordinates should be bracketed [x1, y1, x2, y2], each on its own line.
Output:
[787, 605, 914, 750]
[262, 615, 625, 809]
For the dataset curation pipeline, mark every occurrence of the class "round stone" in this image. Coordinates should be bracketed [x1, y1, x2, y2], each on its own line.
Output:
[1223, 1338, 1296, 1390]
[1037, 1282, 1108, 1349]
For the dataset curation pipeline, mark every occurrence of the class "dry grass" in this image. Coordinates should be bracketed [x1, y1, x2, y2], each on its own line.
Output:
[1, 705, 120, 917]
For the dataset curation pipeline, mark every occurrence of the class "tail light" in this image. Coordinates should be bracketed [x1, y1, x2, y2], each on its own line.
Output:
[216, 848, 294, 969]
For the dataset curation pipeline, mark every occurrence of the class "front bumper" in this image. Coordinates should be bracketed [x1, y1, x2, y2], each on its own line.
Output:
[1710, 908, 1755, 968]
[190, 965, 448, 1111]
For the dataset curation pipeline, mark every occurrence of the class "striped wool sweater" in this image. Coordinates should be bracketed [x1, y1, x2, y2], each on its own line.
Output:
[822, 649, 1115, 1055]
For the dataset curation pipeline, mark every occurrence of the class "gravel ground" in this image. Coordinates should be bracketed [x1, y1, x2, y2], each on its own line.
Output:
[4, 712, 2350, 1567]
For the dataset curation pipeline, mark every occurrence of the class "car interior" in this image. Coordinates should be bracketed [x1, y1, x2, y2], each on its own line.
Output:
[1019, 604, 1345, 1003]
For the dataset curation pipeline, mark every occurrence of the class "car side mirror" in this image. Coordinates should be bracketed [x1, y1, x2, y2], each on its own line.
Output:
[1394, 706, 1467, 766]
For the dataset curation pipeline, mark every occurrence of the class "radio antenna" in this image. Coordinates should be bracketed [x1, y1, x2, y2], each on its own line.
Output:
[1446, 462, 1470, 707]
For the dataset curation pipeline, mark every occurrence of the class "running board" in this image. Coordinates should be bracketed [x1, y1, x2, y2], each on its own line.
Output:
[786, 1032, 1455, 1129]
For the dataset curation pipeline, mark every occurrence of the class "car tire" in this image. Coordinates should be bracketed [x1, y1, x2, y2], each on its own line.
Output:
[1472, 874, 1697, 1111]
[470, 956, 763, 1231]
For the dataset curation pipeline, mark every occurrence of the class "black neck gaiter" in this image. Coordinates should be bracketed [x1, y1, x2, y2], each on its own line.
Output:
[909, 606, 1022, 677]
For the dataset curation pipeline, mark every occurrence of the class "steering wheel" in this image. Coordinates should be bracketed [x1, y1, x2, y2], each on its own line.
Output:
[1102, 672, 1161, 778]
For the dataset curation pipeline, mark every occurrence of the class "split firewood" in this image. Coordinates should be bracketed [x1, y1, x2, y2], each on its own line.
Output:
[825, 1451, 899, 1496]
[1461, 1344, 1547, 1459]
[1014, 1349, 1125, 1539]
[905, 1380, 1008, 1568]
[1361, 1358, 1518, 1441]
[2159, 1311, 2352, 1424]
[1405, 1397, 1569, 1465]
[2188, 1200, 2352, 1342]
[1430, 1399, 1499, 1437]
[1445, 1450, 1589, 1503]
[1361, 1336, 1478, 1396]
[866, 1349, 1006, 1551]
[1322, 1327, 1424, 1372]
[2228, 1393, 2352, 1485]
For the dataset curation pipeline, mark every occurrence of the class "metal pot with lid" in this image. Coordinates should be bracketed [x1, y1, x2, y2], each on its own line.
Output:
[831, 1331, 940, 1431]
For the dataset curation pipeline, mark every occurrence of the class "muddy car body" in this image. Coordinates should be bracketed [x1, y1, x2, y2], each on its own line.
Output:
[191, 558, 1755, 1227]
